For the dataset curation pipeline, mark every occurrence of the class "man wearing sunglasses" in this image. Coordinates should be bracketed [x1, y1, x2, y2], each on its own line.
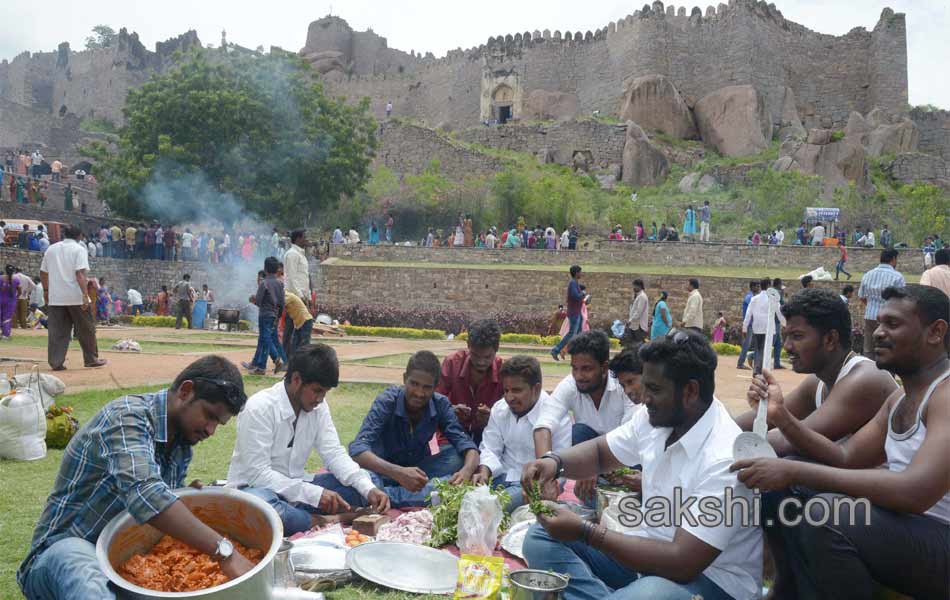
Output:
[19, 356, 251, 600]
[522, 330, 761, 600]
[228, 344, 391, 534]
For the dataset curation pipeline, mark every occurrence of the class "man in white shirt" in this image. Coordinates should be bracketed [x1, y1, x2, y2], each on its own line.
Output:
[682, 278, 704, 332]
[40, 225, 106, 370]
[472, 356, 571, 511]
[485, 231, 497, 249]
[522, 330, 762, 600]
[331, 227, 344, 244]
[228, 344, 390, 535]
[535, 331, 639, 506]
[810, 223, 825, 246]
[29, 276, 45, 310]
[622, 279, 649, 349]
[13, 268, 36, 329]
[127, 288, 144, 316]
[775, 227, 785, 245]
[560, 229, 570, 250]
[282, 229, 312, 352]
[742, 278, 786, 375]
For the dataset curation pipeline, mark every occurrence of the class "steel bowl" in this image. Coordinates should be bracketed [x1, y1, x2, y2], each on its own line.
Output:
[509, 569, 570, 600]
[96, 487, 321, 599]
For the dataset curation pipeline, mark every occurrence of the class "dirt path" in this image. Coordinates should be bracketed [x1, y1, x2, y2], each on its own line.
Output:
[0, 327, 805, 416]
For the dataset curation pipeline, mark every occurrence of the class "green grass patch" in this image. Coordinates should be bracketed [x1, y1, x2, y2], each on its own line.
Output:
[0, 381, 388, 599]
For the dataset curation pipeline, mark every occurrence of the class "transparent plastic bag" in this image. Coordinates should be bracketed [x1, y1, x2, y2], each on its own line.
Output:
[457, 486, 504, 556]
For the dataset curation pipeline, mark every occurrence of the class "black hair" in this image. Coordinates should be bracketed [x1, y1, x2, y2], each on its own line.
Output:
[773, 278, 783, 289]
[4, 264, 14, 298]
[64, 224, 82, 239]
[842, 285, 855, 295]
[258, 270, 266, 279]
[183, 273, 191, 281]
[801, 275, 813, 287]
[264, 256, 279, 274]
[161, 285, 168, 292]
[935, 248, 949, 266]
[759, 278, 771, 290]
[291, 229, 305, 244]
[882, 284, 950, 350]
[285, 344, 340, 388]
[638, 330, 717, 404]
[567, 330, 611, 364]
[171, 355, 247, 414]
[689, 278, 700, 290]
[781, 288, 852, 346]
[405, 350, 441, 384]
[609, 348, 643, 376]
[749, 280, 760, 291]
[467, 319, 501, 349]
[633, 279, 644, 290]
[569, 265, 582, 278]
[881, 248, 899, 264]
[499, 355, 542, 386]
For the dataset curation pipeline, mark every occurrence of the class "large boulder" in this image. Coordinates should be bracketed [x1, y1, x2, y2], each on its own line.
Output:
[302, 50, 346, 75]
[844, 111, 871, 146]
[621, 122, 669, 187]
[619, 75, 698, 140]
[776, 87, 805, 141]
[694, 85, 773, 157]
[867, 118, 919, 157]
[524, 89, 579, 122]
[786, 137, 869, 195]
[678, 172, 701, 192]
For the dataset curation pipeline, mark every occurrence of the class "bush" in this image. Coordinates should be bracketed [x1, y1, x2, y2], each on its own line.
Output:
[315, 303, 552, 335]
[131, 315, 177, 328]
[830, 130, 845, 142]
[343, 325, 445, 339]
[459, 331, 621, 348]
[712, 342, 742, 356]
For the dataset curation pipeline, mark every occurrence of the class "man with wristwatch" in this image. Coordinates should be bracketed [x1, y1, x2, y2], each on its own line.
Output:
[18, 356, 254, 599]
[521, 331, 761, 600]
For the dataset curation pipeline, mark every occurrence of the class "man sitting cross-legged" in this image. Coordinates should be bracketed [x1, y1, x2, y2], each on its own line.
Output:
[521, 330, 762, 600]
[349, 351, 480, 507]
[534, 331, 640, 507]
[227, 344, 390, 536]
[732, 284, 949, 600]
[472, 355, 571, 512]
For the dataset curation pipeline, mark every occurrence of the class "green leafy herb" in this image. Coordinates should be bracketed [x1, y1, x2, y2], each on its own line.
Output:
[611, 467, 634, 478]
[425, 479, 511, 548]
[525, 481, 556, 517]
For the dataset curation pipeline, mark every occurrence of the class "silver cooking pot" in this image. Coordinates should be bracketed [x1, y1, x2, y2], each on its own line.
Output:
[96, 487, 322, 599]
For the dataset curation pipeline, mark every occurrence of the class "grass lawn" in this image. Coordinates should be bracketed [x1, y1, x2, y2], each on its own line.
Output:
[0, 380, 390, 599]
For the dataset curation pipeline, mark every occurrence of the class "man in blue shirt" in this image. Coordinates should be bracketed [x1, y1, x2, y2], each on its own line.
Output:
[737, 280, 760, 370]
[18, 356, 253, 599]
[551, 265, 585, 361]
[349, 351, 480, 507]
[858, 249, 905, 356]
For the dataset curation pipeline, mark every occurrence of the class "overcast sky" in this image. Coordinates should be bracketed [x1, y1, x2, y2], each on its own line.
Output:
[2, 0, 946, 107]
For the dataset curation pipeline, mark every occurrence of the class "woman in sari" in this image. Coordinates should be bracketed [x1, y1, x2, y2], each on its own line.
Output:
[650, 291, 672, 339]
[683, 205, 697, 240]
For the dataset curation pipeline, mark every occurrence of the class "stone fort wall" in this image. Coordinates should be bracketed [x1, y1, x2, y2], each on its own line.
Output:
[330, 240, 928, 275]
[321, 1, 907, 130]
[910, 107, 950, 162]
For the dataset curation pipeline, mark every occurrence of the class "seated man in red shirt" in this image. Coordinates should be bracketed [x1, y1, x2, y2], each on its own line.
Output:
[437, 319, 504, 446]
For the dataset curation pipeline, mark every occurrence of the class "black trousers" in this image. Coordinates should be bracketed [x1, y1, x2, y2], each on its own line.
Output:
[751, 333, 766, 375]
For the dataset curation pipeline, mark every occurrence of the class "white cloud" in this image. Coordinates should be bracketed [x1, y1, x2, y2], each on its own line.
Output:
[2, 0, 946, 107]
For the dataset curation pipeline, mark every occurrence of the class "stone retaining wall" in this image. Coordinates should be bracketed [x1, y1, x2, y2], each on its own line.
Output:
[330, 240, 927, 275]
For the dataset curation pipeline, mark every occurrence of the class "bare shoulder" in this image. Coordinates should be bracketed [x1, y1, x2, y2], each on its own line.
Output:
[923, 377, 950, 424]
[843, 359, 899, 397]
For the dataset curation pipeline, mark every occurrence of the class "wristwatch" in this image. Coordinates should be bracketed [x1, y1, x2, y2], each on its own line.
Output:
[540, 451, 565, 478]
[212, 537, 234, 561]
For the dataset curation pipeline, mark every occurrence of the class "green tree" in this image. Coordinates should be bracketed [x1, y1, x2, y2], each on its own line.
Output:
[84, 25, 117, 50]
[85, 49, 377, 225]
[900, 183, 950, 245]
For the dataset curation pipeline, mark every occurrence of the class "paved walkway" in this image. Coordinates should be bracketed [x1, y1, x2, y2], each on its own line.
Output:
[0, 327, 804, 416]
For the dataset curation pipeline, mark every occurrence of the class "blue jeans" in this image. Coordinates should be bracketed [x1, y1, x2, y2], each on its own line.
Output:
[252, 314, 288, 369]
[737, 328, 755, 367]
[491, 475, 526, 512]
[241, 472, 367, 536]
[572, 423, 605, 509]
[22, 537, 115, 600]
[553, 314, 583, 355]
[523, 525, 732, 600]
[371, 444, 464, 508]
[773, 328, 783, 369]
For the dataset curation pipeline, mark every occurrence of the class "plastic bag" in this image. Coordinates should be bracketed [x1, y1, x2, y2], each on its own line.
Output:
[0, 388, 47, 461]
[454, 554, 503, 600]
[13, 367, 65, 411]
[457, 486, 504, 556]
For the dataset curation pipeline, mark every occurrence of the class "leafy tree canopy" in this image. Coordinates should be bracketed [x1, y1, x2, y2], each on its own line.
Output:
[84, 25, 117, 50]
[86, 49, 377, 225]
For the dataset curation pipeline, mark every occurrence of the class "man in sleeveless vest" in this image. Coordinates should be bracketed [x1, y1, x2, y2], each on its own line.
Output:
[732, 284, 949, 599]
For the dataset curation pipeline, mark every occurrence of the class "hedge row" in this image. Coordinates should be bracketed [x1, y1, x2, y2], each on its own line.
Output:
[458, 331, 622, 349]
[131, 316, 177, 328]
[316, 303, 552, 336]
[343, 325, 446, 340]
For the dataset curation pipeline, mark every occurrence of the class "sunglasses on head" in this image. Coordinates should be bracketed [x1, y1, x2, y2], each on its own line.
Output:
[666, 329, 691, 345]
[192, 377, 246, 405]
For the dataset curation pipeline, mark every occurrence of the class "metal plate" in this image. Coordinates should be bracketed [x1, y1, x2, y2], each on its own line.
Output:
[290, 539, 349, 573]
[500, 519, 535, 560]
[345, 541, 459, 594]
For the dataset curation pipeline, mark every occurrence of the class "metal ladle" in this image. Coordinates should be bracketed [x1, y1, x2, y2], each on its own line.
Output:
[733, 288, 781, 461]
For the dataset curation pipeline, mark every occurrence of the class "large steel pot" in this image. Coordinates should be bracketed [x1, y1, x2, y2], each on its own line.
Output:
[96, 487, 322, 599]
[509, 569, 569, 600]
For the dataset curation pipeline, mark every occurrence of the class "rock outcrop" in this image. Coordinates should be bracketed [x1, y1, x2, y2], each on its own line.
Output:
[694, 85, 772, 157]
[884, 153, 950, 191]
[775, 129, 869, 196]
[622, 122, 669, 187]
[524, 89, 579, 122]
[776, 87, 805, 141]
[867, 118, 919, 157]
[619, 75, 698, 140]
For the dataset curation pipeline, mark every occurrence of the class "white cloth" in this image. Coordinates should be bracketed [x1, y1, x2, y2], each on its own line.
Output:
[776, 230, 785, 244]
[227, 381, 376, 508]
[606, 398, 762, 600]
[742, 290, 786, 335]
[127, 289, 143, 306]
[181, 232, 193, 249]
[40, 239, 89, 306]
[627, 291, 649, 332]
[536, 374, 637, 435]
[485, 234, 497, 249]
[479, 391, 571, 482]
[810, 225, 825, 244]
[283, 244, 311, 299]
[683, 289, 704, 329]
[14, 272, 35, 301]
[884, 370, 950, 524]
[87, 241, 96, 258]
[30, 282, 45, 308]
[561, 231, 570, 248]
